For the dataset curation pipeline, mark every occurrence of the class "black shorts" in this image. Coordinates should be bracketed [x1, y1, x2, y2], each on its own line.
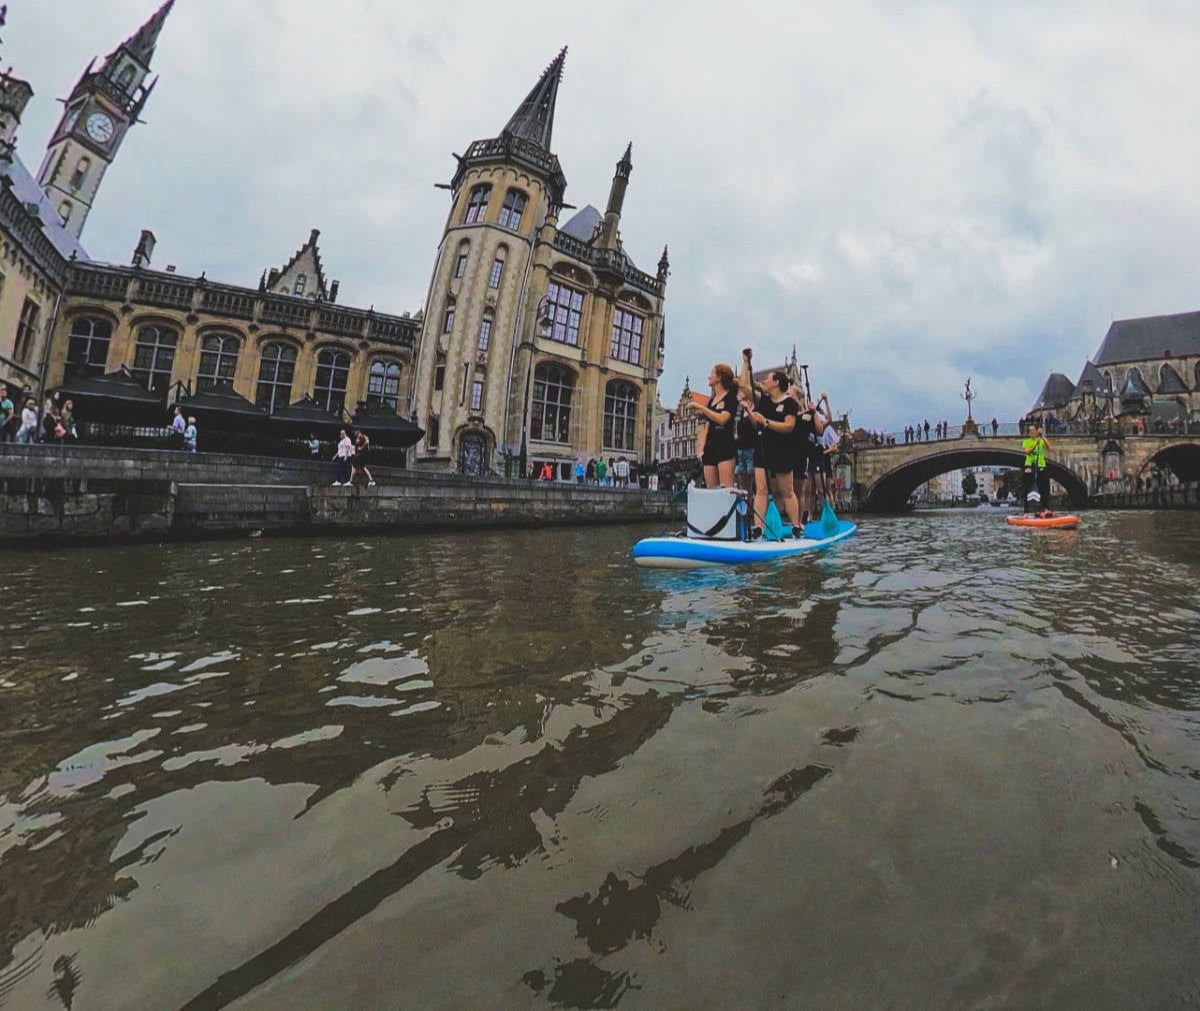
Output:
[701, 439, 735, 467]
[761, 446, 794, 477]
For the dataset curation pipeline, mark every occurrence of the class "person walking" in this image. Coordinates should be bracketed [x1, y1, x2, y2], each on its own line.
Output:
[990, 417, 998, 437]
[170, 405, 186, 449]
[183, 416, 198, 452]
[0, 384, 13, 443]
[332, 428, 353, 485]
[16, 399, 37, 444]
[585, 458, 596, 485]
[350, 430, 376, 486]
[307, 431, 321, 457]
[42, 398, 63, 444]
[595, 457, 608, 486]
[615, 456, 629, 487]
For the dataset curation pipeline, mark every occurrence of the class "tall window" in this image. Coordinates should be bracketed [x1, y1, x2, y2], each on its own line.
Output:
[13, 298, 41, 364]
[197, 333, 240, 390]
[443, 303, 455, 333]
[367, 359, 401, 410]
[66, 316, 113, 371]
[454, 253, 468, 278]
[59, 201, 73, 224]
[498, 189, 527, 230]
[544, 281, 584, 345]
[434, 359, 445, 391]
[256, 341, 297, 412]
[488, 257, 504, 289]
[314, 347, 351, 414]
[427, 415, 440, 450]
[131, 323, 177, 392]
[610, 309, 644, 364]
[463, 184, 491, 224]
[471, 379, 484, 411]
[70, 156, 90, 190]
[117, 64, 137, 91]
[294, 274, 307, 296]
[478, 317, 492, 351]
[604, 381, 639, 450]
[531, 362, 575, 443]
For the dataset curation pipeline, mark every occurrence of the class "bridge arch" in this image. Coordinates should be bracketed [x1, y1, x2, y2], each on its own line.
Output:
[862, 446, 1088, 512]
[1139, 440, 1200, 483]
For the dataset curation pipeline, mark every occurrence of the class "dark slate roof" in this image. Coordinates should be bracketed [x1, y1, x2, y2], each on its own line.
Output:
[55, 366, 160, 404]
[8, 154, 89, 262]
[1157, 363, 1189, 394]
[1093, 310, 1200, 365]
[1073, 360, 1105, 392]
[560, 205, 600, 241]
[176, 381, 269, 422]
[503, 47, 566, 151]
[1120, 368, 1152, 400]
[1032, 372, 1075, 410]
[268, 394, 342, 432]
[350, 405, 424, 448]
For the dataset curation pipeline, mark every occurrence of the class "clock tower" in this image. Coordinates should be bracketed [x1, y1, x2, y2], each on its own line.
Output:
[36, 0, 175, 240]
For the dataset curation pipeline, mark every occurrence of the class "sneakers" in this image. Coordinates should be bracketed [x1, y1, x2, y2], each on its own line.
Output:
[368, 480, 377, 487]
[750, 526, 763, 541]
[331, 481, 342, 486]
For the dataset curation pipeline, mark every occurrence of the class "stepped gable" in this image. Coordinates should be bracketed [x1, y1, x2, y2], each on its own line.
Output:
[266, 228, 326, 299]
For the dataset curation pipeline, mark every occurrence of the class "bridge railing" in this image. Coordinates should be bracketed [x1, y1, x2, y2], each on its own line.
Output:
[853, 417, 1198, 447]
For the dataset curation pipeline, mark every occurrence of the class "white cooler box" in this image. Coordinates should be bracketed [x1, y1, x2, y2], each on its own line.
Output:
[686, 487, 741, 540]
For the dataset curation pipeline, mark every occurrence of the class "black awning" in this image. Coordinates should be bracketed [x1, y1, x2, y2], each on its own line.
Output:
[349, 404, 424, 448]
[268, 394, 344, 435]
[54, 366, 166, 424]
[175, 381, 269, 430]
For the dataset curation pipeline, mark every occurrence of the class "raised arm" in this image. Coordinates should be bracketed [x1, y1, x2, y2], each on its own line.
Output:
[738, 348, 755, 400]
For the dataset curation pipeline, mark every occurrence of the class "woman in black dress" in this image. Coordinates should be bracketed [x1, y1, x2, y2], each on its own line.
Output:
[690, 362, 738, 488]
[350, 430, 376, 487]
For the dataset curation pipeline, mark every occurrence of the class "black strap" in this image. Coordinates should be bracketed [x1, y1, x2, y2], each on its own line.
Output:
[687, 496, 741, 538]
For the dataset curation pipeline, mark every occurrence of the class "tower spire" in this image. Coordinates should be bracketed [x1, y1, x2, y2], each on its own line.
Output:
[116, 0, 176, 64]
[502, 46, 566, 151]
[596, 141, 633, 251]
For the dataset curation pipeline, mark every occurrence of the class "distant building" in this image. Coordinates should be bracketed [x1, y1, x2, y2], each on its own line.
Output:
[1029, 311, 1200, 430]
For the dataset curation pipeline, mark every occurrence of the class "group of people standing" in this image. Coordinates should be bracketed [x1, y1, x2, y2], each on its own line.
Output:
[690, 348, 839, 540]
[169, 406, 198, 452]
[0, 385, 77, 444]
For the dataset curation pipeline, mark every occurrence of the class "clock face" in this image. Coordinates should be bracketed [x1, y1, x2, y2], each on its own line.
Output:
[85, 111, 115, 144]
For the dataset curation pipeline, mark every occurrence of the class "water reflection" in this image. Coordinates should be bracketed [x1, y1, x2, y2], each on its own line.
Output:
[1, 513, 1199, 1008]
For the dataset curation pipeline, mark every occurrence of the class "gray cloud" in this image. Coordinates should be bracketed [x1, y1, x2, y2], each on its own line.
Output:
[12, 1, 1200, 430]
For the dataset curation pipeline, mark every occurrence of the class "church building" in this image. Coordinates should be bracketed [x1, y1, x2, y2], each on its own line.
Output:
[408, 50, 669, 476]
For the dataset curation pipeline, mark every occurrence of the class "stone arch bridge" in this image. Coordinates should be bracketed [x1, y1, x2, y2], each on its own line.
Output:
[850, 432, 1200, 511]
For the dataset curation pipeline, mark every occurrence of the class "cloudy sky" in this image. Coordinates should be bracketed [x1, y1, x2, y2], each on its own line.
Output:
[13, 1, 1200, 430]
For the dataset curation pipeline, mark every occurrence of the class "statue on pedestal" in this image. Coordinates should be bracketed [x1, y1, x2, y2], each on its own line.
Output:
[961, 377, 979, 436]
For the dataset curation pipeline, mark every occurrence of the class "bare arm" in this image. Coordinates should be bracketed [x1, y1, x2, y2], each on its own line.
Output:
[738, 349, 755, 400]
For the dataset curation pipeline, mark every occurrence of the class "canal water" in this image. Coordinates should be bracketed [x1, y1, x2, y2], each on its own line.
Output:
[1, 511, 1198, 1009]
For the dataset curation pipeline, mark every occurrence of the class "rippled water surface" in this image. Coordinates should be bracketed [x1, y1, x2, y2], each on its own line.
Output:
[2, 511, 1199, 1009]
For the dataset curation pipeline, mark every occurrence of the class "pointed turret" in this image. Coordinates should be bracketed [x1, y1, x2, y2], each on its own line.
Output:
[595, 141, 634, 251]
[657, 245, 670, 283]
[502, 47, 566, 151]
[115, 0, 176, 64]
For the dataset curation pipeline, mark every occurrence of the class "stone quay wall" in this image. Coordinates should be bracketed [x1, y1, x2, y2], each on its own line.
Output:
[1089, 481, 1199, 510]
[0, 445, 679, 544]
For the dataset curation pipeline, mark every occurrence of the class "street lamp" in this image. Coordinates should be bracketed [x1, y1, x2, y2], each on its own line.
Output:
[518, 294, 557, 479]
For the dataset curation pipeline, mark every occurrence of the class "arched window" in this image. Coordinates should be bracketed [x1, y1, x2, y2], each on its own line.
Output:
[488, 255, 504, 290]
[367, 359, 402, 410]
[463, 184, 491, 225]
[197, 333, 241, 390]
[610, 308, 644, 364]
[498, 189, 527, 230]
[453, 240, 470, 279]
[59, 201, 72, 224]
[70, 156, 90, 190]
[117, 64, 137, 91]
[255, 341, 297, 412]
[314, 347, 351, 414]
[604, 380, 639, 450]
[1159, 362, 1187, 393]
[478, 314, 493, 351]
[531, 362, 575, 443]
[293, 274, 307, 296]
[131, 324, 178, 392]
[66, 316, 112, 371]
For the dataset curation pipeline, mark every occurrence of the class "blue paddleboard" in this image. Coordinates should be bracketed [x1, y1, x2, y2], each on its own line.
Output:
[632, 519, 857, 569]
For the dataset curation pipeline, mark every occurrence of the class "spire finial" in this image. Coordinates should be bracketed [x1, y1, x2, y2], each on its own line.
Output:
[657, 244, 670, 282]
[501, 46, 567, 151]
[118, 0, 176, 63]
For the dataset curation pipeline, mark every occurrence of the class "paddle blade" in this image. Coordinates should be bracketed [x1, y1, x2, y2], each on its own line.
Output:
[818, 499, 840, 538]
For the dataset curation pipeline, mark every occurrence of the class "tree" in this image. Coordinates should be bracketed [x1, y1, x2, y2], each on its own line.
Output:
[962, 472, 978, 497]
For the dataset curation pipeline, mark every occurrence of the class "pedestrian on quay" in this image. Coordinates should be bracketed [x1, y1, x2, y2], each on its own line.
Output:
[923, 418, 930, 440]
[16, 398, 37, 444]
[350, 429, 376, 486]
[585, 458, 596, 485]
[170, 405, 186, 448]
[42, 398, 63, 444]
[0, 383, 13, 443]
[183, 416, 198, 453]
[615, 456, 630, 487]
[595, 456, 607, 486]
[574, 459, 585, 484]
[991, 417, 998, 437]
[60, 399, 77, 441]
[539, 461, 554, 481]
[307, 431, 321, 457]
[332, 428, 354, 485]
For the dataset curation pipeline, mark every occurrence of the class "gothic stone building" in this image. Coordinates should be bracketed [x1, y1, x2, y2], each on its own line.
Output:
[409, 49, 668, 477]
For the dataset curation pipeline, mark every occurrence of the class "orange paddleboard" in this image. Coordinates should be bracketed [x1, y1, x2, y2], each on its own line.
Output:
[1007, 515, 1080, 529]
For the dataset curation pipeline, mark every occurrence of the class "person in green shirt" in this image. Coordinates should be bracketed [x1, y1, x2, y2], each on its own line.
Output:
[1021, 426, 1052, 514]
[0, 384, 13, 443]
